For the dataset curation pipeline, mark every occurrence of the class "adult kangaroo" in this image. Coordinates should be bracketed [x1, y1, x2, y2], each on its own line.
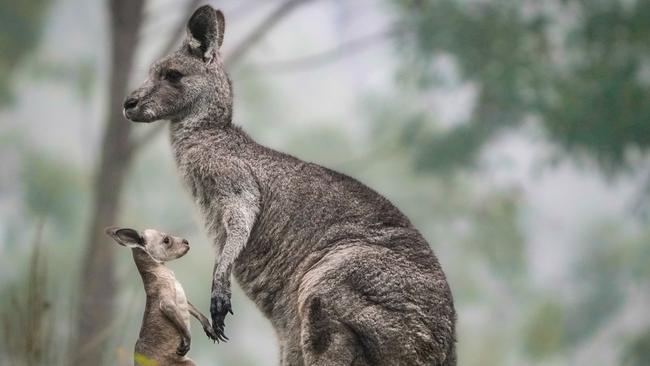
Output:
[123, 5, 456, 366]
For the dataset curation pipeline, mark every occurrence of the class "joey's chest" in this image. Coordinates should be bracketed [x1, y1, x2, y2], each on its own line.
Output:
[163, 270, 188, 305]
[149, 271, 188, 309]
[142, 273, 190, 321]
[171, 279, 188, 310]
[161, 277, 190, 326]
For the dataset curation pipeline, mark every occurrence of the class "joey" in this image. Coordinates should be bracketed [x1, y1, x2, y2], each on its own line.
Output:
[106, 227, 220, 366]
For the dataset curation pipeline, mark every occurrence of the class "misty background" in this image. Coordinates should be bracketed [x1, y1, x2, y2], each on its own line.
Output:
[1, 0, 650, 365]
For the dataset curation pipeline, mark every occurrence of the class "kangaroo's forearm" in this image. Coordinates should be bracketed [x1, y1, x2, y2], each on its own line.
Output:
[212, 202, 258, 288]
[209, 201, 258, 338]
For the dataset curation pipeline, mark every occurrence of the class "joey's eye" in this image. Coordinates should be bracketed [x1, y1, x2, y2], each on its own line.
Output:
[163, 237, 171, 246]
[163, 69, 183, 82]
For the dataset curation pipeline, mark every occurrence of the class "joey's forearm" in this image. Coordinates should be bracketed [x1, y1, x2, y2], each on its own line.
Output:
[160, 301, 191, 341]
[188, 301, 211, 328]
[189, 300, 220, 342]
[160, 301, 192, 355]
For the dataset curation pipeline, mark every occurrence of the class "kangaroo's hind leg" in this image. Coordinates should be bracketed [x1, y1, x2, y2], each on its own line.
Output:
[300, 296, 371, 366]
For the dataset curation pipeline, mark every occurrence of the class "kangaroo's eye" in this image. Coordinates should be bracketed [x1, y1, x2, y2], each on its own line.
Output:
[163, 237, 171, 246]
[163, 69, 183, 82]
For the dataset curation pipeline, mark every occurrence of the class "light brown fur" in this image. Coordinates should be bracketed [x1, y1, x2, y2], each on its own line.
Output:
[106, 227, 218, 366]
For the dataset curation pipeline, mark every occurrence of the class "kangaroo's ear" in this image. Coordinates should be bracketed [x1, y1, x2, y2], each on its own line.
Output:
[186, 5, 225, 62]
[105, 227, 144, 248]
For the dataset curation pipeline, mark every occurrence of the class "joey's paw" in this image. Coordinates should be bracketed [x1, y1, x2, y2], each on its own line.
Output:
[203, 323, 219, 343]
[210, 291, 233, 343]
[176, 338, 190, 356]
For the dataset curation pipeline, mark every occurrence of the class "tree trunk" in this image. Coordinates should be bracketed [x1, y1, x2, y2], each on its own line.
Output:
[71, 0, 144, 364]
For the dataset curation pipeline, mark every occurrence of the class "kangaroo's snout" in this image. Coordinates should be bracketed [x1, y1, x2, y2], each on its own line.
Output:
[122, 85, 159, 123]
[123, 97, 138, 110]
[123, 93, 145, 122]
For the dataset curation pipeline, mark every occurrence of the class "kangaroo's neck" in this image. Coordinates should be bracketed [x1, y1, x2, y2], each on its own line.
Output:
[170, 92, 233, 131]
[131, 249, 170, 290]
[169, 111, 252, 155]
[169, 107, 232, 143]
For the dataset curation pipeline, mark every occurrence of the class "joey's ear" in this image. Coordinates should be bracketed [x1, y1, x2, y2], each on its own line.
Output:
[105, 227, 144, 248]
[186, 5, 225, 62]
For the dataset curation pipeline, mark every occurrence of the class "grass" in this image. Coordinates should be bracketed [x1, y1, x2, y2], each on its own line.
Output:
[0, 223, 64, 366]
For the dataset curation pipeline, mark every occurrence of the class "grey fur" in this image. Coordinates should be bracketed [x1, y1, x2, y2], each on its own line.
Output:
[124, 5, 456, 365]
[106, 227, 219, 366]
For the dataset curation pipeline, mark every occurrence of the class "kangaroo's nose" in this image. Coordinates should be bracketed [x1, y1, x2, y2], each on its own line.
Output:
[123, 97, 138, 110]
[182, 239, 189, 246]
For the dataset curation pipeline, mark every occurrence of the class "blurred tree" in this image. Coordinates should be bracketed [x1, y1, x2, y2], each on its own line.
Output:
[72, 1, 145, 364]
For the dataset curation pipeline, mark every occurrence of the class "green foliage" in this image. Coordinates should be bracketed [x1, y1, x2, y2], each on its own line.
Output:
[523, 301, 566, 360]
[562, 223, 650, 348]
[543, 1, 650, 171]
[21, 153, 86, 236]
[134, 353, 158, 366]
[391, 0, 650, 173]
[412, 122, 489, 173]
[622, 329, 650, 366]
[465, 193, 526, 280]
[460, 329, 506, 366]
[0, 0, 52, 106]
[390, 0, 548, 172]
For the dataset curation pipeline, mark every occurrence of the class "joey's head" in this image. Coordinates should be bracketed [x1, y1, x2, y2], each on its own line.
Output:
[105, 227, 190, 263]
[123, 5, 232, 124]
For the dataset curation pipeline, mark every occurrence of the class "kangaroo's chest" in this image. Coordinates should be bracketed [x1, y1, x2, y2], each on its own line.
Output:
[173, 144, 230, 243]
[175, 142, 214, 195]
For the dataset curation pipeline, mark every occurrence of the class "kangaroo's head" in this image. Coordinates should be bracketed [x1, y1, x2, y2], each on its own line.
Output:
[123, 5, 231, 124]
[105, 226, 190, 263]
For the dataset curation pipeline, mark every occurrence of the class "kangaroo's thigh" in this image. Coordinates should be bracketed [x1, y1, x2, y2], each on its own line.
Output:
[281, 337, 306, 366]
[297, 245, 455, 366]
[299, 297, 369, 366]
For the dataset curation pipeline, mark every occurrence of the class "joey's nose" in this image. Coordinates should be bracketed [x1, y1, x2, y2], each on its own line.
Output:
[123, 97, 138, 110]
[182, 239, 189, 246]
